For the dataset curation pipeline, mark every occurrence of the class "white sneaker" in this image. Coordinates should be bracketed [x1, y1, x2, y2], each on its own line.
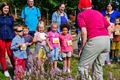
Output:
[67, 69, 71, 73]
[4, 70, 10, 77]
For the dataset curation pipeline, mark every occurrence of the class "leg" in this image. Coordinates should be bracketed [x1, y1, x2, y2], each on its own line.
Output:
[112, 50, 115, 60]
[92, 53, 105, 80]
[78, 36, 110, 80]
[62, 52, 67, 71]
[14, 57, 26, 79]
[6, 41, 14, 69]
[67, 52, 72, 73]
[111, 41, 116, 61]
[50, 49, 54, 70]
[67, 57, 71, 73]
[63, 58, 67, 72]
[50, 62, 54, 70]
[54, 61, 57, 69]
[0, 40, 7, 72]
[54, 47, 59, 69]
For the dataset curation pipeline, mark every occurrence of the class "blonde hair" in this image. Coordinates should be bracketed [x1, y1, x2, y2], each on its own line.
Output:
[51, 22, 58, 28]
[36, 21, 45, 31]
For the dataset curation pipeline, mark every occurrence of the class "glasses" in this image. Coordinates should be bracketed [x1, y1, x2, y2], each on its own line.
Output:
[16, 30, 23, 32]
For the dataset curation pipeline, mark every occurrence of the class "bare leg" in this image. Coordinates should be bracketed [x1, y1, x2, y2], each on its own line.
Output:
[54, 61, 57, 69]
[67, 57, 71, 73]
[63, 58, 67, 72]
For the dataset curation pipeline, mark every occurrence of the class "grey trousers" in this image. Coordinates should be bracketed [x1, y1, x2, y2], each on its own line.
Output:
[78, 36, 110, 80]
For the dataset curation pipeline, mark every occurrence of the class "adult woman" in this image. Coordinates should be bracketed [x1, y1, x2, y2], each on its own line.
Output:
[0, 2, 15, 77]
[52, 3, 68, 33]
[101, 3, 120, 23]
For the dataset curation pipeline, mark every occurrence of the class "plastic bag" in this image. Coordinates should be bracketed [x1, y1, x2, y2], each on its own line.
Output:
[36, 48, 46, 60]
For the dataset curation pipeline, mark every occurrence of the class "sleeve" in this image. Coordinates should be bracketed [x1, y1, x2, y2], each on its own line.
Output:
[37, 8, 41, 17]
[117, 11, 120, 17]
[11, 38, 19, 50]
[77, 13, 86, 28]
[21, 8, 25, 19]
[52, 12, 57, 22]
[103, 16, 110, 28]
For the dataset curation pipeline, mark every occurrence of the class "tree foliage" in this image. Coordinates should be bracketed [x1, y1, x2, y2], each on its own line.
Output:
[0, 0, 120, 19]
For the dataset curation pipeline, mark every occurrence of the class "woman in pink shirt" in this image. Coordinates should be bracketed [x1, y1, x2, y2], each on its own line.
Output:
[59, 24, 73, 73]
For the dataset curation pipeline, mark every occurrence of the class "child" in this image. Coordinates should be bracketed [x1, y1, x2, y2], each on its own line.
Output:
[11, 25, 28, 79]
[23, 26, 33, 54]
[47, 22, 60, 72]
[104, 15, 114, 64]
[23, 26, 33, 71]
[33, 21, 48, 72]
[59, 24, 73, 73]
[111, 17, 120, 62]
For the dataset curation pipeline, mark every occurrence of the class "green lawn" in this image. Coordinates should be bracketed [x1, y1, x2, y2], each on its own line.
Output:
[0, 57, 120, 80]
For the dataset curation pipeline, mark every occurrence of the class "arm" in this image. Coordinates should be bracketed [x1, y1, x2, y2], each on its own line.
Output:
[37, 8, 41, 21]
[77, 13, 87, 56]
[78, 27, 87, 56]
[80, 27, 87, 49]
[46, 38, 53, 50]
[21, 8, 25, 22]
[52, 12, 57, 22]
[33, 34, 37, 43]
[46, 34, 53, 50]
[11, 39, 21, 50]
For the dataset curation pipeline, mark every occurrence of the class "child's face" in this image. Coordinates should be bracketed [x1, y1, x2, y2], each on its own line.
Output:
[62, 27, 68, 35]
[38, 24, 44, 32]
[115, 18, 120, 24]
[17, 27, 23, 36]
[51, 24, 57, 32]
[23, 28, 29, 35]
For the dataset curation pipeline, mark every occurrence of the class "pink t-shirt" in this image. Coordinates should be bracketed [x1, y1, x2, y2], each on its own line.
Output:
[48, 31, 59, 48]
[77, 9, 110, 40]
[59, 33, 73, 52]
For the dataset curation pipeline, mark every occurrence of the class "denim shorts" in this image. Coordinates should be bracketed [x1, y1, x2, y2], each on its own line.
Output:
[62, 52, 72, 58]
[50, 47, 59, 62]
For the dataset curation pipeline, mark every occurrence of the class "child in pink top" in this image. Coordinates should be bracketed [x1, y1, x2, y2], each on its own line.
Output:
[59, 24, 73, 73]
[33, 21, 48, 72]
[47, 22, 60, 71]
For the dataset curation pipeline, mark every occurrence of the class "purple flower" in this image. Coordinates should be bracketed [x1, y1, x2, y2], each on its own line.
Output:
[109, 72, 113, 80]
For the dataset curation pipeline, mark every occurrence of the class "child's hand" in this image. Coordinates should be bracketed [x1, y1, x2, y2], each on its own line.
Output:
[26, 42, 30, 46]
[50, 47, 53, 51]
[18, 43, 22, 47]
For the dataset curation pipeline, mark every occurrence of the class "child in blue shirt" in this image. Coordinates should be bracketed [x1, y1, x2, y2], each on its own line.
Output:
[11, 25, 28, 79]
